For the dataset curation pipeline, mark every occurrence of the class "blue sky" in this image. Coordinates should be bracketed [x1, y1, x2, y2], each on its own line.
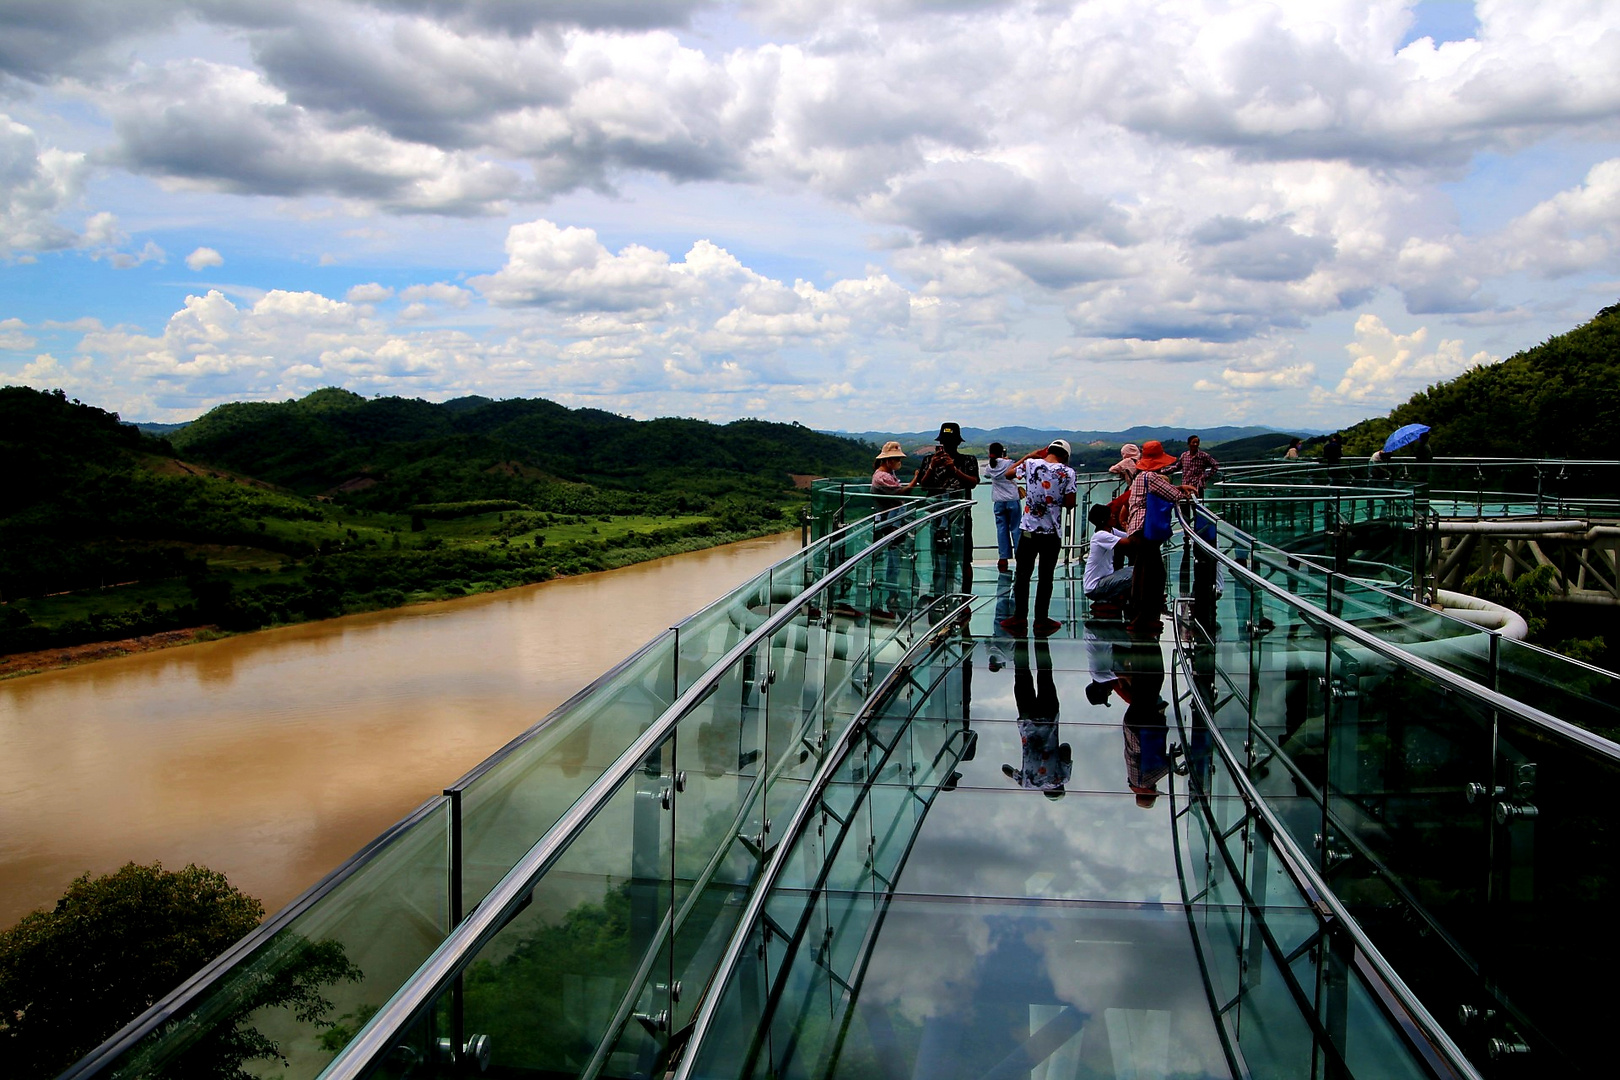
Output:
[2, 1, 1618, 429]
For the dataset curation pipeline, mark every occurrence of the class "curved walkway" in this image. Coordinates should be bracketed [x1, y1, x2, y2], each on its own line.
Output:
[62, 462, 1619, 1080]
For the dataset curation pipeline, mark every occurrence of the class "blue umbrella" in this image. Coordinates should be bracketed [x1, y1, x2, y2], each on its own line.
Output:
[1383, 423, 1430, 454]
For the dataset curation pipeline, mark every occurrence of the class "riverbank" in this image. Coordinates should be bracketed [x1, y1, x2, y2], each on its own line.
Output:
[0, 628, 227, 681]
[1, 524, 799, 680]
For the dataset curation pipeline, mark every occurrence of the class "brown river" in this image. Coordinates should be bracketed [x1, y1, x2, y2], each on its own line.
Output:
[0, 533, 799, 929]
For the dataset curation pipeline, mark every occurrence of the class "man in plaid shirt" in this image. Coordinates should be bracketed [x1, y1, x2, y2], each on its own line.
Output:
[1176, 435, 1220, 495]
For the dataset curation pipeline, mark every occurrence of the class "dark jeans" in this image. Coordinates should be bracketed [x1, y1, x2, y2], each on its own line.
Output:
[992, 499, 1020, 560]
[1013, 529, 1061, 621]
[1126, 531, 1165, 634]
[1086, 565, 1133, 605]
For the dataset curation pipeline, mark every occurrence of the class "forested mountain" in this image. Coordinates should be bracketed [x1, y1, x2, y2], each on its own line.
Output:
[0, 386, 874, 662]
[173, 389, 875, 510]
[1341, 301, 1620, 456]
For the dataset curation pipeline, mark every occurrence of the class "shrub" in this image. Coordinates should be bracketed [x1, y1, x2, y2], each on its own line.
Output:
[0, 862, 360, 1079]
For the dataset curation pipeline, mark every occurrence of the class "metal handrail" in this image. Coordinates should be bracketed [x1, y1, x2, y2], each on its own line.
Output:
[448, 500, 936, 792]
[1179, 511, 1620, 762]
[1195, 504, 1620, 694]
[1168, 645, 1482, 1080]
[318, 500, 973, 1080]
[668, 604, 972, 1080]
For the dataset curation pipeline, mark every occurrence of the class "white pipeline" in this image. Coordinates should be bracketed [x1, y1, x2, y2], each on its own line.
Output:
[1433, 589, 1529, 639]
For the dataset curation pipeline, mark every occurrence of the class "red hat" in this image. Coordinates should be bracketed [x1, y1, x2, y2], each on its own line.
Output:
[1136, 440, 1177, 471]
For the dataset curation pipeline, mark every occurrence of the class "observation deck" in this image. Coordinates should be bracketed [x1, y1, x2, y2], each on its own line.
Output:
[65, 460, 1620, 1080]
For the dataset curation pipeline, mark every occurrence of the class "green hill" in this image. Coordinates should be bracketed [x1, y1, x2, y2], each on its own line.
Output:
[172, 391, 875, 511]
[1341, 301, 1620, 456]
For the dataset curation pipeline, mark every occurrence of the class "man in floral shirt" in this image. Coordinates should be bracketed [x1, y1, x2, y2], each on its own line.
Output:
[1000, 440, 1077, 635]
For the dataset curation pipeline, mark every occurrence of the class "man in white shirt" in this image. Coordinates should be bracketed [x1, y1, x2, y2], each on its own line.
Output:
[1083, 503, 1132, 608]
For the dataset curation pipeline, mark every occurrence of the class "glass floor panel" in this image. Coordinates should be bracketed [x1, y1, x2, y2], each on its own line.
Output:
[788, 895, 1233, 1080]
[891, 789, 1181, 904]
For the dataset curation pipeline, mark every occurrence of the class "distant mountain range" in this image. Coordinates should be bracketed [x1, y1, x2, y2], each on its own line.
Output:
[828, 424, 1327, 459]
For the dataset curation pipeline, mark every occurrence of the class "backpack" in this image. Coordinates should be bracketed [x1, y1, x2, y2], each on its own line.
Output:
[1143, 490, 1174, 542]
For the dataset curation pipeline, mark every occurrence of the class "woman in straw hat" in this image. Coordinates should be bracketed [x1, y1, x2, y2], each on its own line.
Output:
[868, 441, 919, 620]
[872, 440, 920, 496]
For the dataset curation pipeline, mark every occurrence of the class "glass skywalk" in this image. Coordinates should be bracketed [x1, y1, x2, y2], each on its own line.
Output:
[62, 459, 1620, 1080]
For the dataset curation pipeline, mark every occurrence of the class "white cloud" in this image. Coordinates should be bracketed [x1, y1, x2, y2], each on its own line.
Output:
[346, 282, 394, 303]
[1329, 313, 1497, 404]
[399, 281, 472, 307]
[1494, 158, 1620, 278]
[0, 114, 87, 256]
[100, 60, 524, 216]
[474, 219, 688, 311]
[0, 316, 35, 350]
[185, 246, 224, 270]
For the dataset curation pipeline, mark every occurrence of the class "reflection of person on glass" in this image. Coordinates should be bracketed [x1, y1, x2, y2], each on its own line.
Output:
[1116, 650, 1170, 808]
[1001, 640, 1071, 799]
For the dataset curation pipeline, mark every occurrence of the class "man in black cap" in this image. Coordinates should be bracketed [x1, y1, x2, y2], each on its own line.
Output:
[917, 422, 980, 496]
[916, 422, 980, 597]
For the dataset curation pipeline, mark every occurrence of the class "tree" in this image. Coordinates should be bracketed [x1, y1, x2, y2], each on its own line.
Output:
[0, 862, 360, 1080]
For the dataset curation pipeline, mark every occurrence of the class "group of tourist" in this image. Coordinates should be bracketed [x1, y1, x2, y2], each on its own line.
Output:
[871, 423, 1221, 639]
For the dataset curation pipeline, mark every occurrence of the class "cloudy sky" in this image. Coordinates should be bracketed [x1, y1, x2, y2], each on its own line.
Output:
[2, 1, 1617, 429]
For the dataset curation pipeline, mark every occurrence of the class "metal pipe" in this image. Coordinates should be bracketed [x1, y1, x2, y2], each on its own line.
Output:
[1436, 519, 1586, 534]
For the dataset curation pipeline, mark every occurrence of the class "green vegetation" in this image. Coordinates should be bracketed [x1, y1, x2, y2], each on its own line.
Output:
[1, 386, 873, 659]
[1339, 300, 1620, 456]
[0, 862, 359, 1080]
[1460, 563, 1609, 664]
[461, 885, 636, 1071]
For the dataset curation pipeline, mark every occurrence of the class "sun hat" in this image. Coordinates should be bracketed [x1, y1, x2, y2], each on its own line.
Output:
[935, 422, 963, 444]
[1136, 439, 1177, 471]
[1119, 443, 1141, 460]
[875, 440, 907, 462]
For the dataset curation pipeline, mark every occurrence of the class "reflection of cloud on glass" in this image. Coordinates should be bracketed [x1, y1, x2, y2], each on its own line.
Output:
[859, 908, 993, 1025]
[1032, 920, 1229, 1078]
[903, 793, 1180, 906]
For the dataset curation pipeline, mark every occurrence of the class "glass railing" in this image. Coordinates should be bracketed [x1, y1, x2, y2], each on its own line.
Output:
[807, 477, 933, 542]
[63, 500, 968, 1080]
[1181, 505, 1620, 740]
[1218, 458, 1620, 515]
[674, 629, 975, 1080]
[1171, 519, 1620, 1077]
[680, 628, 1460, 1080]
[1170, 643, 1475, 1080]
[310, 502, 975, 1080]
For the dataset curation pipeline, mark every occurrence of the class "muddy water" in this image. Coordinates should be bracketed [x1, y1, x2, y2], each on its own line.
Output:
[0, 533, 800, 928]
